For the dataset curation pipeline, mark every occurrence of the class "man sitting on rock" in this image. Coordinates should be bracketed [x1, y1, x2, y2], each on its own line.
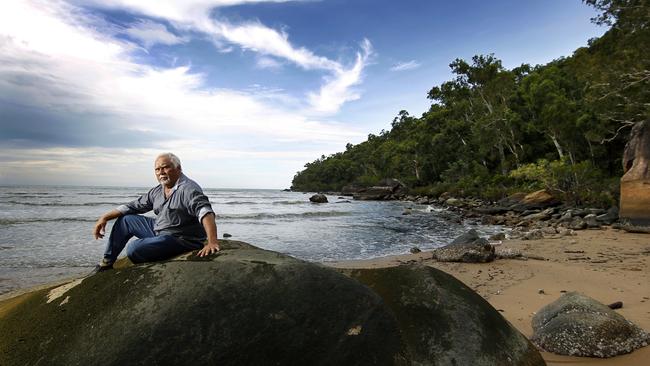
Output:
[92, 153, 219, 272]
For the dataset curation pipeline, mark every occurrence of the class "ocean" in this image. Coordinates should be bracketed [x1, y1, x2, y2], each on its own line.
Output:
[0, 185, 504, 296]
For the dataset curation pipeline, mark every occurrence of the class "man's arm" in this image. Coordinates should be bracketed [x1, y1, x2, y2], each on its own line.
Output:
[93, 209, 123, 240]
[197, 212, 220, 257]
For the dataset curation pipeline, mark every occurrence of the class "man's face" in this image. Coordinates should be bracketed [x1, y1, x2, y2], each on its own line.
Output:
[155, 157, 181, 188]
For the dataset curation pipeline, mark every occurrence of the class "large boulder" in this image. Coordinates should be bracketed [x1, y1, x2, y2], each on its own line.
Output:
[353, 178, 406, 201]
[0, 241, 546, 366]
[0, 241, 403, 366]
[309, 193, 328, 203]
[431, 229, 495, 263]
[620, 120, 650, 226]
[338, 265, 544, 366]
[532, 292, 650, 358]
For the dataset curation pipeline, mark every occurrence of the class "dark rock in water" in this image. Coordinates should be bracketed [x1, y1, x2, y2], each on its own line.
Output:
[338, 265, 545, 366]
[222, 233, 232, 238]
[309, 193, 328, 203]
[282, 188, 291, 192]
[0, 242, 546, 366]
[409, 247, 421, 254]
[0, 241, 404, 366]
[532, 292, 650, 358]
[432, 229, 495, 263]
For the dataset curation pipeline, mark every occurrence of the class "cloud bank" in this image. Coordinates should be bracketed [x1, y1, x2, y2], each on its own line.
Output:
[0, 0, 372, 187]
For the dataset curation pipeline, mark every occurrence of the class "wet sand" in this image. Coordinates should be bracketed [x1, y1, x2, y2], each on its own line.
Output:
[327, 227, 650, 365]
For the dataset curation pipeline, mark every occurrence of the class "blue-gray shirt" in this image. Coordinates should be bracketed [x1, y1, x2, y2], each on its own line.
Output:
[116, 174, 215, 243]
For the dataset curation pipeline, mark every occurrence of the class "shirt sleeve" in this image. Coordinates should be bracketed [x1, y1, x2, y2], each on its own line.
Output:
[117, 189, 154, 215]
[185, 187, 215, 223]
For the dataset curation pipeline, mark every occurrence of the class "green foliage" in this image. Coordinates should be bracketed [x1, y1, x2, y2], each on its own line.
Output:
[509, 158, 614, 206]
[291, 1, 648, 206]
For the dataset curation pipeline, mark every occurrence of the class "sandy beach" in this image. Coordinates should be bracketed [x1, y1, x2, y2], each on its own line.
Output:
[328, 227, 650, 365]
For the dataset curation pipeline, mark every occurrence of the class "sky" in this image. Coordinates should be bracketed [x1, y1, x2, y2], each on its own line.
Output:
[0, 0, 606, 189]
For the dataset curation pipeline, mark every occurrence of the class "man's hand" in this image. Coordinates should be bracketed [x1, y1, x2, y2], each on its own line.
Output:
[198, 241, 220, 257]
[93, 209, 122, 240]
[93, 218, 107, 239]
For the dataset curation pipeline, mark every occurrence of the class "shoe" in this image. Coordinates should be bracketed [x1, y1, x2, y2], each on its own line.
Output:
[89, 259, 114, 275]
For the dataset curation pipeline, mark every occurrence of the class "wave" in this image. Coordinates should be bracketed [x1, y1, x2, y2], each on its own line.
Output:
[218, 211, 352, 220]
[0, 195, 64, 199]
[1, 201, 118, 207]
[0, 217, 96, 225]
[272, 200, 307, 205]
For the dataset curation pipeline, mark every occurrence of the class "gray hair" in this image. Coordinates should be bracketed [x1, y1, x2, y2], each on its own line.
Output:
[156, 152, 182, 169]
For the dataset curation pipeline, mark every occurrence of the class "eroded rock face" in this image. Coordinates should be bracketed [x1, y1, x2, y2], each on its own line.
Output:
[338, 265, 545, 366]
[620, 120, 650, 225]
[0, 241, 404, 366]
[431, 229, 495, 263]
[532, 292, 650, 358]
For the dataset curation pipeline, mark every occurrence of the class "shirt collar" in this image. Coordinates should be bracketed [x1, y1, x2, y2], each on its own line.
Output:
[166, 173, 186, 193]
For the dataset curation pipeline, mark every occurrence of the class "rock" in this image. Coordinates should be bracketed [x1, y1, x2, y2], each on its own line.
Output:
[498, 192, 528, 207]
[335, 200, 351, 204]
[341, 184, 366, 196]
[541, 227, 558, 235]
[608, 301, 623, 310]
[620, 120, 650, 226]
[508, 190, 561, 212]
[222, 233, 232, 238]
[309, 193, 328, 203]
[522, 208, 554, 222]
[282, 188, 291, 192]
[596, 207, 619, 225]
[402, 208, 412, 215]
[522, 229, 544, 241]
[489, 232, 506, 241]
[445, 198, 462, 206]
[432, 229, 495, 263]
[338, 265, 545, 366]
[569, 217, 588, 230]
[495, 247, 523, 259]
[0, 241, 408, 365]
[583, 214, 601, 228]
[0, 242, 545, 366]
[353, 186, 394, 200]
[532, 292, 650, 358]
[409, 247, 421, 254]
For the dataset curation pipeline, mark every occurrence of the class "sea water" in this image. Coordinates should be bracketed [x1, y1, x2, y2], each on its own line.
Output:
[0, 185, 504, 295]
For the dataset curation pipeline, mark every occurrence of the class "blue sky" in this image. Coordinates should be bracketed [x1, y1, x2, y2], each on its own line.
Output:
[0, 0, 605, 188]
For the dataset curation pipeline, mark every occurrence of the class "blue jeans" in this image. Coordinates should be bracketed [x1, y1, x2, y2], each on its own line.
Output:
[104, 214, 203, 264]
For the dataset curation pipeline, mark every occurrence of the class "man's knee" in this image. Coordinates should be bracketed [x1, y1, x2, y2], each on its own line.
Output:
[126, 241, 145, 263]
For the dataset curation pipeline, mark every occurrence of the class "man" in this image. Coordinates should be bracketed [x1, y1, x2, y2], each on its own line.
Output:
[92, 153, 219, 271]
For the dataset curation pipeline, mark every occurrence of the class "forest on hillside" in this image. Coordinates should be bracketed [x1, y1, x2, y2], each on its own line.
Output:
[291, 0, 649, 207]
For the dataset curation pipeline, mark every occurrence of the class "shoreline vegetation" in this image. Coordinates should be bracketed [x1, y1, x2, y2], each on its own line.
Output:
[290, 1, 649, 212]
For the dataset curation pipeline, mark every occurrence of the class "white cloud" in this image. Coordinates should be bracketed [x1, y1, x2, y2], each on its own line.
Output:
[124, 19, 187, 48]
[390, 60, 421, 71]
[0, 0, 367, 188]
[255, 56, 283, 70]
[308, 39, 373, 114]
[79, 0, 373, 114]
